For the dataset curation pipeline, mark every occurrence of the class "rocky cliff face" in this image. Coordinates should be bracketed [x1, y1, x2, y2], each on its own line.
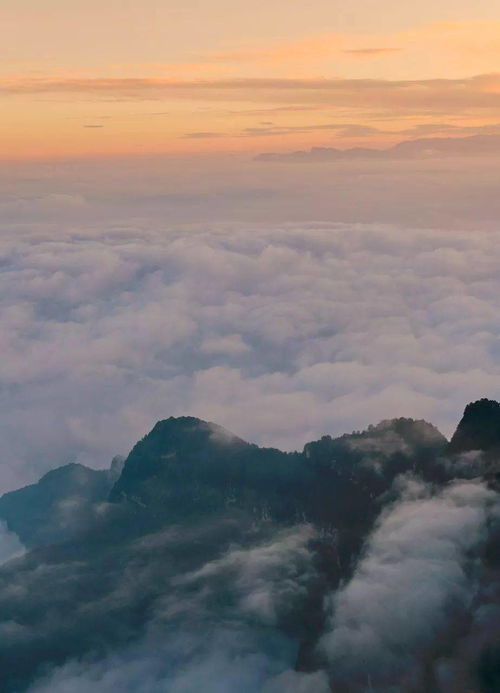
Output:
[449, 398, 500, 454]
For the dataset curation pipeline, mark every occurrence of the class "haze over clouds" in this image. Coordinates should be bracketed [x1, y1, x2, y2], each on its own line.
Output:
[4, 149, 500, 230]
[2, 221, 500, 491]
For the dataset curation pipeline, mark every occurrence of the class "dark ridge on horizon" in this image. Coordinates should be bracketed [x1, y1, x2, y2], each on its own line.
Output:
[256, 133, 500, 162]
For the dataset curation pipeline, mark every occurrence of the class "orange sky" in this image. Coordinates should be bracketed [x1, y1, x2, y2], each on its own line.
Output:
[2, 1, 500, 159]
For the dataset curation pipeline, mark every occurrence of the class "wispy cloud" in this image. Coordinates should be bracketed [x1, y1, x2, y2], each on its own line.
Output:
[342, 47, 401, 56]
[3, 74, 500, 114]
[184, 122, 384, 139]
[182, 131, 225, 139]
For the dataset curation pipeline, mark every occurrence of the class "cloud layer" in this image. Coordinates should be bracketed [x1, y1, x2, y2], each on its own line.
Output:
[2, 223, 500, 491]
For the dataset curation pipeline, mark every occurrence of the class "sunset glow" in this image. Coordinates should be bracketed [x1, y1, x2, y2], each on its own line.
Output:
[3, 1, 500, 159]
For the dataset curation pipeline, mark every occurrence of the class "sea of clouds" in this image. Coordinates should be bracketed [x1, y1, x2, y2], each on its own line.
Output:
[1, 222, 500, 491]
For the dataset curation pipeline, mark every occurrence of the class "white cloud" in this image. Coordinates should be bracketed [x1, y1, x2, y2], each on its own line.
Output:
[181, 525, 316, 625]
[320, 479, 499, 691]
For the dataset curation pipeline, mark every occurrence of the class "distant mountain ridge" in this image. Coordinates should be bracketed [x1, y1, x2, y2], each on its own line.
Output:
[2, 402, 494, 550]
[256, 134, 500, 162]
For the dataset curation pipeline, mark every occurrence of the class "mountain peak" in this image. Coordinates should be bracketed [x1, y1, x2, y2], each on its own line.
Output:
[448, 398, 500, 454]
[108, 417, 250, 506]
[147, 416, 248, 448]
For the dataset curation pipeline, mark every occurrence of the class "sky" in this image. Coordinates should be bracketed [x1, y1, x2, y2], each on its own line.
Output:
[3, 0, 500, 159]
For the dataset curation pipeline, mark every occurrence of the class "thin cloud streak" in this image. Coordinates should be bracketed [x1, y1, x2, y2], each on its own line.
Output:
[342, 47, 401, 55]
[2, 74, 500, 111]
